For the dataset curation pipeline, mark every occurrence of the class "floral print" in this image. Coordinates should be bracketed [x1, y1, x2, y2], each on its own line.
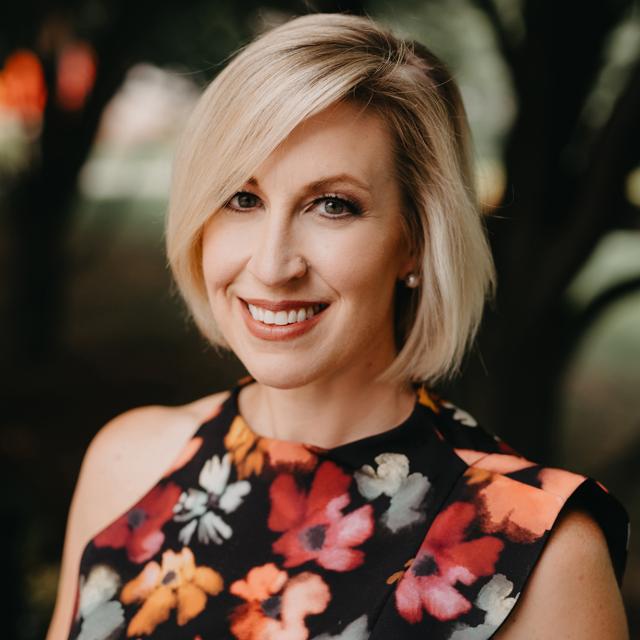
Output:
[173, 452, 251, 546]
[268, 460, 375, 571]
[121, 547, 223, 635]
[225, 414, 320, 480]
[354, 452, 431, 533]
[93, 482, 182, 563]
[74, 564, 125, 640]
[389, 501, 504, 622]
[69, 375, 630, 639]
[229, 563, 330, 639]
[447, 574, 519, 639]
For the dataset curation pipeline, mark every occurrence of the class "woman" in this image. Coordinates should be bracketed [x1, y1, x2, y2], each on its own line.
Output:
[48, 12, 630, 640]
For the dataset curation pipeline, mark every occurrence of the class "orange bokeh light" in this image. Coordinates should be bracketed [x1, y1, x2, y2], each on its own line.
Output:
[0, 49, 47, 123]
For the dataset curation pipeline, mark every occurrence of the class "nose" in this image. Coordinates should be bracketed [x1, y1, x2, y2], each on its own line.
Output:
[246, 209, 308, 287]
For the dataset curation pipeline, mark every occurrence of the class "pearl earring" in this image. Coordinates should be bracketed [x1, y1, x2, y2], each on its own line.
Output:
[404, 272, 420, 288]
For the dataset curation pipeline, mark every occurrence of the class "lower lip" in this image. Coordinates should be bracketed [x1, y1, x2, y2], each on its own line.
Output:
[239, 299, 328, 341]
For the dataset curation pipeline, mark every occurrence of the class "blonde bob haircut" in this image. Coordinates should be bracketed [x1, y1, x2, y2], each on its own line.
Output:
[165, 11, 497, 387]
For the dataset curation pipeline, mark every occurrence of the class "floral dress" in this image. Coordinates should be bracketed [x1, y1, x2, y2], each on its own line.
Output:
[68, 375, 630, 640]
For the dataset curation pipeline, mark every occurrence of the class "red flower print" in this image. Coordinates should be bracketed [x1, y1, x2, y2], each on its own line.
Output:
[93, 482, 182, 563]
[391, 501, 503, 623]
[268, 461, 374, 571]
[229, 563, 331, 640]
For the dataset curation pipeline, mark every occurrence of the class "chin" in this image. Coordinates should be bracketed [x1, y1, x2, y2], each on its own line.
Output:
[242, 359, 328, 390]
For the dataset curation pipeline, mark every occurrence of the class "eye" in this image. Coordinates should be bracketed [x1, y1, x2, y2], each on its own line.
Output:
[312, 194, 363, 218]
[224, 191, 260, 211]
[223, 191, 364, 218]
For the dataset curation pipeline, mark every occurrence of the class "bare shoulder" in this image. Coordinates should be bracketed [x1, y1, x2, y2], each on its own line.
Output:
[495, 507, 629, 639]
[85, 390, 230, 528]
[74, 390, 230, 528]
[46, 390, 230, 640]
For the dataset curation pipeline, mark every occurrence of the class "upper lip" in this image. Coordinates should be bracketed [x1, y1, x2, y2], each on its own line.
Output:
[241, 298, 329, 311]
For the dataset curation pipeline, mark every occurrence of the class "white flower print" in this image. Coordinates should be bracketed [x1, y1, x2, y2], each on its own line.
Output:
[447, 574, 519, 639]
[311, 614, 369, 640]
[354, 452, 431, 533]
[76, 564, 125, 640]
[441, 400, 478, 427]
[173, 451, 251, 545]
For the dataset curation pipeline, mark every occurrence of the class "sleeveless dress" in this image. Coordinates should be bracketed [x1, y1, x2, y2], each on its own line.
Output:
[67, 375, 630, 640]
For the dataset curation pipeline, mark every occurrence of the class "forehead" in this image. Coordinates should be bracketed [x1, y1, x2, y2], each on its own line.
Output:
[254, 100, 396, 189]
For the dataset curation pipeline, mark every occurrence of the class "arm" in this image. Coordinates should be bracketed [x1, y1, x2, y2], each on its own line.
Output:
[45, 405, 170, 640]
[494, 507, 629, 639]
[46, 390, 230, 639]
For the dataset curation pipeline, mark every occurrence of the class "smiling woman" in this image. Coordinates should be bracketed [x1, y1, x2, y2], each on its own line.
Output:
[48, 11, 630, 640]
[198, 100, 420, 414]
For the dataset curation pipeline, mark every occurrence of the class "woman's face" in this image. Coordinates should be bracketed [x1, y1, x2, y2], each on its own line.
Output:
[201, 100, 415, 388]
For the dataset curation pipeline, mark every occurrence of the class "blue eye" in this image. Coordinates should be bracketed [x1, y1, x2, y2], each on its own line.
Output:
[225, 192, 259, 210]
[223, 191, 364, 218]
[314, 195, 363, 218]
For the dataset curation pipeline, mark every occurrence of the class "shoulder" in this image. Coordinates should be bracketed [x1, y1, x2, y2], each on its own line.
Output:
[46, 390, 230, 640]
[458, 452, 630, 638]
[78, 389, 231, 539]
[494, 506, 629, 639]
[80, 390, 230, 520]
[414, 392, 631, 637]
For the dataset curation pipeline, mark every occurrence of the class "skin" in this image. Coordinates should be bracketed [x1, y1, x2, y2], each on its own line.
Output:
[47, 100, 629, 638]
[494, 507, 629, 639]
[200, 99, 418, 449]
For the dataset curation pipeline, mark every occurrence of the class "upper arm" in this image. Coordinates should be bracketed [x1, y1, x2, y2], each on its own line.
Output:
[494, 507, 629, 639]
[45, 404, 184, 640]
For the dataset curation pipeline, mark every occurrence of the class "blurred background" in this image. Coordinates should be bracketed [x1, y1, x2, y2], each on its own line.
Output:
[0, 0, 638, 637]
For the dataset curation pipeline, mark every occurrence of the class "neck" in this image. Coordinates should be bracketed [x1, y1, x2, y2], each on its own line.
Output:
[238, 368, 416, 449]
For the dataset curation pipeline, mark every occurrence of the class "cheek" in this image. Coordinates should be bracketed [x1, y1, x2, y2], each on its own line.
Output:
[201, 220, 244, 295]
[318, 226, 401, 302]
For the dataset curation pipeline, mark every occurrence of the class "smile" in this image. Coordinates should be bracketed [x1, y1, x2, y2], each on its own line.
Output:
[239, 299, 330, 341]
[247, 302, 328, 326]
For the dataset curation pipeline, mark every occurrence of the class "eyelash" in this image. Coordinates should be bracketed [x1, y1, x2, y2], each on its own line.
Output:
[223, 191, 364, 219]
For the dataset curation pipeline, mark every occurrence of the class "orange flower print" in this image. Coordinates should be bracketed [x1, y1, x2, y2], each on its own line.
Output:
[416, 385, 440, 413]
[538, 466, 586, 501]
[456, 452, 536, 475]
[120, 547, 223, 636]
[224, 415, 320, 480]
[468, 466, 563, 543]
[229, 562, 330, 640]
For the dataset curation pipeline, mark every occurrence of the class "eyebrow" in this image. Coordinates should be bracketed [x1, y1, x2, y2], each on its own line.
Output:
[245, 172, 372, 194]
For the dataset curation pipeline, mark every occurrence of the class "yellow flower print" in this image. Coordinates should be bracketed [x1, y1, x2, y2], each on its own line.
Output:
[416, 386, 440, 413]
[224, 415, 319, 480]
[120, 547, 223, 636]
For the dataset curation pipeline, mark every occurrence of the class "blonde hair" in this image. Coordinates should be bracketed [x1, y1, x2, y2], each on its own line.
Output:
[165, 12, 497, 387]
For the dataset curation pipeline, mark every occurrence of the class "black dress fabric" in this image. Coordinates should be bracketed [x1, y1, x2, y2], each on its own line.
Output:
[67, 374, 630, 639]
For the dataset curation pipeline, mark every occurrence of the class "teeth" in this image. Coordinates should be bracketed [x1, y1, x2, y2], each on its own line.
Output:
[247, 303, 325, 325]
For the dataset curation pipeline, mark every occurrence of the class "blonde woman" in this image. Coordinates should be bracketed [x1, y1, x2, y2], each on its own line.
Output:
[48, 12, 630, 640]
